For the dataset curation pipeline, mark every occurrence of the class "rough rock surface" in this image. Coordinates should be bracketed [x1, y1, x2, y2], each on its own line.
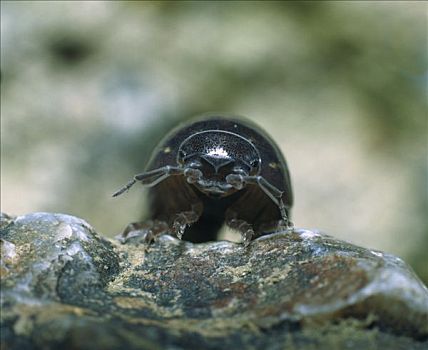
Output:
[1, 212, 427, 350]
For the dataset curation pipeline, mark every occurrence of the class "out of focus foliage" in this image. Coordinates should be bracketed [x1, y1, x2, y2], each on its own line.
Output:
[1, 2, 427, 282]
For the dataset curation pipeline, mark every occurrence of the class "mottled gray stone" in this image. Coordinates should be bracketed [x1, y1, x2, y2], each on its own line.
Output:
[1, 212, 427, 350]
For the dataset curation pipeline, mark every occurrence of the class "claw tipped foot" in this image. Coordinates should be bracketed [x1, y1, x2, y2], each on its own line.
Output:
[172, 207, 201, 240]
[226, 217, 255, 247]
[117, 220, 169, 245]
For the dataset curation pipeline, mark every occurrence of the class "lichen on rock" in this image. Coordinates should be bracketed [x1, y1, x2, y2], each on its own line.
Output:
[1, 212, 427, 350]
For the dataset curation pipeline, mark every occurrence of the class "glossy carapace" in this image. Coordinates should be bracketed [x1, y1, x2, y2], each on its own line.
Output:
[113, 115, 293, 245]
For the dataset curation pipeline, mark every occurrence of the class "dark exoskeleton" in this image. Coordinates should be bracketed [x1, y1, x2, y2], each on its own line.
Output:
[113, 115, 293, 245]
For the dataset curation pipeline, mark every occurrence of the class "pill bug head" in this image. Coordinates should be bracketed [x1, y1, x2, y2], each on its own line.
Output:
[178, 130, 261, 197]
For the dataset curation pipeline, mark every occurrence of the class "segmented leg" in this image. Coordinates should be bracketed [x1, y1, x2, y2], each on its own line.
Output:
[172, 203, 203, 239]
[173, 212, 197, 239]
[227, 174, 291, 227]
[226, 214, 255, 247]
[116, 220, 169, 244]
[245, 176, 289, 223]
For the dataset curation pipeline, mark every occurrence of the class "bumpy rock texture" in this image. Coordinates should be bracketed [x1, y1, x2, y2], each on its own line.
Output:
[1, 212, 427, 350]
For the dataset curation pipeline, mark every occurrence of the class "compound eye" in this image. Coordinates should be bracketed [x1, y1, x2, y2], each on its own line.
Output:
[250, 159, 260, 168]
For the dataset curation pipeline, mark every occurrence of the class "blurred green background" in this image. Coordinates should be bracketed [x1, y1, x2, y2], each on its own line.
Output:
[1, 1, 427, 283]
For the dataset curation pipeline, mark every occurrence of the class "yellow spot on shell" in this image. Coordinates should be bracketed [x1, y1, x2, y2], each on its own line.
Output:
[269, 162, 278, 169]
[163, 147, 171, 153]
